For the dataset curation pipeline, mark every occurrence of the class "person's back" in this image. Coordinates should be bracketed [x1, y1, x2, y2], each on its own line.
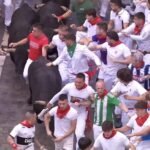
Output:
[71, 0, 95, 25]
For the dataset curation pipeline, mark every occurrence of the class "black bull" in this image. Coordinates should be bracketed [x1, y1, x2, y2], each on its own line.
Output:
[8, 1, 67, 74]
[28, 57, 62, 105]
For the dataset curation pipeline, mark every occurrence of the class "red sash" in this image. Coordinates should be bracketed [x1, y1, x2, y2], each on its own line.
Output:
[111, 41, 122, 47]
[133, 23, 144, 35]
[136, 113, 149, 127]
[56, 105, 70, 119]
[103, 130, 117, 139]
[21, 120, 34, 128]
[89, 17, 102, 25]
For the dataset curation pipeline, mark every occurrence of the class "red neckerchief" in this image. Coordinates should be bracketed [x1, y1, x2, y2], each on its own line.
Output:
[98, 89, 108, 99]
[56, 105, 70, 119]
[136, 113, 149, 127]
[111, 41, 122, 47]
[77, 83, 87, 91]
[134, 61, 145, 69]
[89, 16, 102, 25]
[103, 130, 117, 139]
[133, 22, 145, 35]
[21, 120, 34, 128]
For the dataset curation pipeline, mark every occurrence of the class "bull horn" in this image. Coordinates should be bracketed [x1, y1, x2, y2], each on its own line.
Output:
[34, 100, 47, 106]
[34, 3, 45, 9]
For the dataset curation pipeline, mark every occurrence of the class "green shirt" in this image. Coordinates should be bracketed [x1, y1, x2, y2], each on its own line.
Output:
[67, 43, 77, 57]
[71, 0, 95, 25]
[94, 93, 120, 126]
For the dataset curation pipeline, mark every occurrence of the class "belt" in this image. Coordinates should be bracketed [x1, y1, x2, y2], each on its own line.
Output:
[16, 136, 34, 145]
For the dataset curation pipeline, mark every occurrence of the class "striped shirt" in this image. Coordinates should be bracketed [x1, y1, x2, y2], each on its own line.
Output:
[94, 93, 120, 126]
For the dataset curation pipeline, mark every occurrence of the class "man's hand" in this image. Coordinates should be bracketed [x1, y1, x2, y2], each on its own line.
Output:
[124, 95, 133, 100]
[9, 42, 18, 48]
[127, 133, 136, 138]
[51, 13, 64, 22]
[11, 143, 18, 150]
[46, 103, 52, 109]
[74, 102, 81, 107]
[46, 62, 53, 67]
[47, 130, 53, 138]
[96, 65, 101, 71]
[122, 32, 130, 37]
[54, 136, 64, 142]
[70, 24, 77, 30]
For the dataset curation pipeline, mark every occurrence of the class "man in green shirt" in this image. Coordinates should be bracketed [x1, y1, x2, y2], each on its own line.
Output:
[92, 80, 128, 140]
[53, 0, 95, 25]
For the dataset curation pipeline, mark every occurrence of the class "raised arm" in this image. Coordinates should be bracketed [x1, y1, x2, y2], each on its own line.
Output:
[9, 38, 28, 48]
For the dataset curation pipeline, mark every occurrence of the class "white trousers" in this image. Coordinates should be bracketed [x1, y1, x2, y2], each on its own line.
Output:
[75, 111, 88, 150]
[58, 63, 69, 84]
[98, 71, 116, 91]
[17, 143, 34, 150]
[55, 135, 74, 150]
[93, 124, 102, 140]
[23, 58, 33, 79]
[99, 0, 110, 18]
[4, 0, 23, 26]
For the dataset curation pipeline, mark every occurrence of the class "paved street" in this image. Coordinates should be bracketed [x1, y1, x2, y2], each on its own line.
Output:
[0, 1, 54, 150]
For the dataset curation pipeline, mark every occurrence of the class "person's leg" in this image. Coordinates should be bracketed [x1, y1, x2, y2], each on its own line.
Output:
[4, 0, 14, 27]
[23, 58, 33, 79]
[99, 0, 110, 18]
[93, 124, 102, 140]
[75, 111, 88, 150]
[58, 63, 69, 86]
[55, 141, 64, 150]
[25, 143, 34, 150]
[14, 0, 22, 10]
[104, 74, 116, 91]
[63, 136, 74, 150]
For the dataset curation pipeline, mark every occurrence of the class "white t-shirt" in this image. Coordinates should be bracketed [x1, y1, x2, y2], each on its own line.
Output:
[120, 23, 150, 52]
[49, 82, 95, 113]
[93, 131, 130, 150]
[127, 114, 150, 149]
[52, 43, 101, 74]
[111, 80, 147, 108]
[83, 19, 97, 37]
[145, 8, 150, 23]
[100, 42, 131, 76]
[49, 106, 77, 137]
[110, 9, 130, 31]
[51, 34, 66, 56]
[10, 123, 35, 143]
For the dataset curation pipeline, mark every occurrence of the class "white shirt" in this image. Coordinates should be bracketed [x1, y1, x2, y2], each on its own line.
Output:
[49, 106, 77, 137]
[120, 23, 150, 52]
[145, 8, 150, 23]
[52, 43, 101, 74]
[127, 114, 150, 149]
[51, 34, 66, 56]
[93, 131, 130, 150]
[10, 124, 35, 141]
[100, 42, 131, 76]
[83, 19, 97, 37]
[110, 9, 130, 31]
[49, 82, 95, 113]
[111, 80, 147, 108]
